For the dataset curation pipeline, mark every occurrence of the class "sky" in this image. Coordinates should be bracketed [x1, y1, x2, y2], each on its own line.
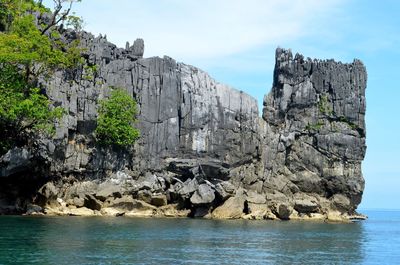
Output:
[44, 0, 399, 210]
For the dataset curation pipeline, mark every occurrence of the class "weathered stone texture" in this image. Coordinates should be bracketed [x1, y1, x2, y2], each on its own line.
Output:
[0, 30, 367, 220]
[39, 32, 260, 180]
[262, 48, 367, 212]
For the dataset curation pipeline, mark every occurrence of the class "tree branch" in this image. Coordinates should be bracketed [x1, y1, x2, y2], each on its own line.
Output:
[41, 0, 73, 35]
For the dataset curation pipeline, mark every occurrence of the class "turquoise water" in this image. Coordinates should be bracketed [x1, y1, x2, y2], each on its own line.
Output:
[0, 210, 399, 264]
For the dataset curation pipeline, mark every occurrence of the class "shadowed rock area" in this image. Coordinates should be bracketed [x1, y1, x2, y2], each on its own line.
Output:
[0, 29, 367, 221]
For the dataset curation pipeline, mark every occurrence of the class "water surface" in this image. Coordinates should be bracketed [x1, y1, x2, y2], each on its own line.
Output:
[0, 210, 399, 264]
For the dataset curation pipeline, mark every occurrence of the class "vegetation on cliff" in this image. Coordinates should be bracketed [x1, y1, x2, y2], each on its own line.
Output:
[0, 65, 64, 154]
[0, 0, 83, 72]
[96, 88, 140, 147]
[0, 0, 80, 154]
[0, 0, 140, 154]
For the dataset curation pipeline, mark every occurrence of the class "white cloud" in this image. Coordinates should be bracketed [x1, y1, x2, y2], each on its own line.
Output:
[64, 0, 344, 62]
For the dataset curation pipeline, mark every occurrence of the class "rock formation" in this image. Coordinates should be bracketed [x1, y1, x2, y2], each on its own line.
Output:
[262, 49, 367, 220]
[0, 29, 367, 221]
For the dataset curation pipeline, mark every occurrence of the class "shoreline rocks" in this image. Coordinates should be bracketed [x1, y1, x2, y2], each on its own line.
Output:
[0, 29, 367, 222]
[22, 187, 367, 223]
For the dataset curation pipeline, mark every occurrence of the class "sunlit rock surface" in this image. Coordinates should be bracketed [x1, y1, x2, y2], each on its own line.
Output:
[0, 31, 367, 221]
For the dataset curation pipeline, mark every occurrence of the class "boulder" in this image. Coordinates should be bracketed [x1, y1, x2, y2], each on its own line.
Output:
[137, 190, 152, 204]
[247, 203, 276, 220]
[326, 210, 349, 222]
[37, 182, 59, 206]
[136, 172, 162, 192]
[176, 178, 198, 199]
[211, 194, 246, 219]
[294, 200, 319, 213]
[150, 194, 168, 207]
[105, 195, 156, 213]
[72, 196, 85, 207]
[190, 184, 215, 205]
[294, 195, 320, 213]
[95, 183, 122, 201]
[274, 203, 293, 220]
[63, 181, 99, 201]
[330, 194, 351, 211]
[68, 207, 96, 216]
[215, 181, 236, 200]
[247, 191, 266, 204]
[266, 190, 289, 204]
[84, 194, 102, 211]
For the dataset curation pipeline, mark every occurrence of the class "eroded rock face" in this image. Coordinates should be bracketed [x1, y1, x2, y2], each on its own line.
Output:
[262, 48, 367, 214]
[33, 31, 260, 181]
[0, 31, 367, 221]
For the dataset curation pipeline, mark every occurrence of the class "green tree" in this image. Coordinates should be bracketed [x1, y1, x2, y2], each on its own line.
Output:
[95, 89, 140, 147]
[0, 0, 48, 31]
[0, 65, 64, 154]
[0, 0, 82, 155]
[0, 0, 84, 83]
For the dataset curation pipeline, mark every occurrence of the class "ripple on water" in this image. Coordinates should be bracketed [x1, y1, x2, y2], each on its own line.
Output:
[0, 211, 399, 265]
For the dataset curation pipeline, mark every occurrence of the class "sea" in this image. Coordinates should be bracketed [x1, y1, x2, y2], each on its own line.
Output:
[0, 210, 399, 265]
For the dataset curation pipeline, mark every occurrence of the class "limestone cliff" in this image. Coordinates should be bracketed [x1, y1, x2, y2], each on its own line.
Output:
[0, 30, 367, 221]
[262, 49, 367, 219]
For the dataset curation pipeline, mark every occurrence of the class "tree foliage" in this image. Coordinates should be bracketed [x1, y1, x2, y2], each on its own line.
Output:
[0, 65, 64, 154]
[0, 0, 81, 155]
[0, 0, 48, 31]
[96, 89, 140, 147]
[0, 0, 84, 81]
[0, 0, 140, 155]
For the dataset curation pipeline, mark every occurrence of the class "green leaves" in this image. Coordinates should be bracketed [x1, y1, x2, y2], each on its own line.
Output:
[0, 83, 64, 155]
[0, 0, 84, 81]
[0, 0, 82, 155]
[0, 31, 40, 64]
[14, 88, 63, 130]
[0, 85, 64, 133]
[95, 89, 140, 147]
[0, 0, 50, 32]
[318, 94, 333, 116]
[66, 13, 83, 31]
[0, 14, 82, 70]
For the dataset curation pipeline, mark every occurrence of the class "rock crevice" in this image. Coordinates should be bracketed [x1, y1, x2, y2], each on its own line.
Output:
[0, 33, 367, 221]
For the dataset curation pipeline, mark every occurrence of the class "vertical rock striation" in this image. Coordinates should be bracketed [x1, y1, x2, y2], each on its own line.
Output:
[0, 31, 367, 220]
[41, 32, 260, 178]
[262, 48, 367, 217]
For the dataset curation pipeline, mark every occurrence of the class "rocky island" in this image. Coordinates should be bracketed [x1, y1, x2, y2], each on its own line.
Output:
[0, 12, 367, 221]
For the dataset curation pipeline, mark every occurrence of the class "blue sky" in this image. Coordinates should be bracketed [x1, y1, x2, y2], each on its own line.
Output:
[45, 0, 399, 210]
